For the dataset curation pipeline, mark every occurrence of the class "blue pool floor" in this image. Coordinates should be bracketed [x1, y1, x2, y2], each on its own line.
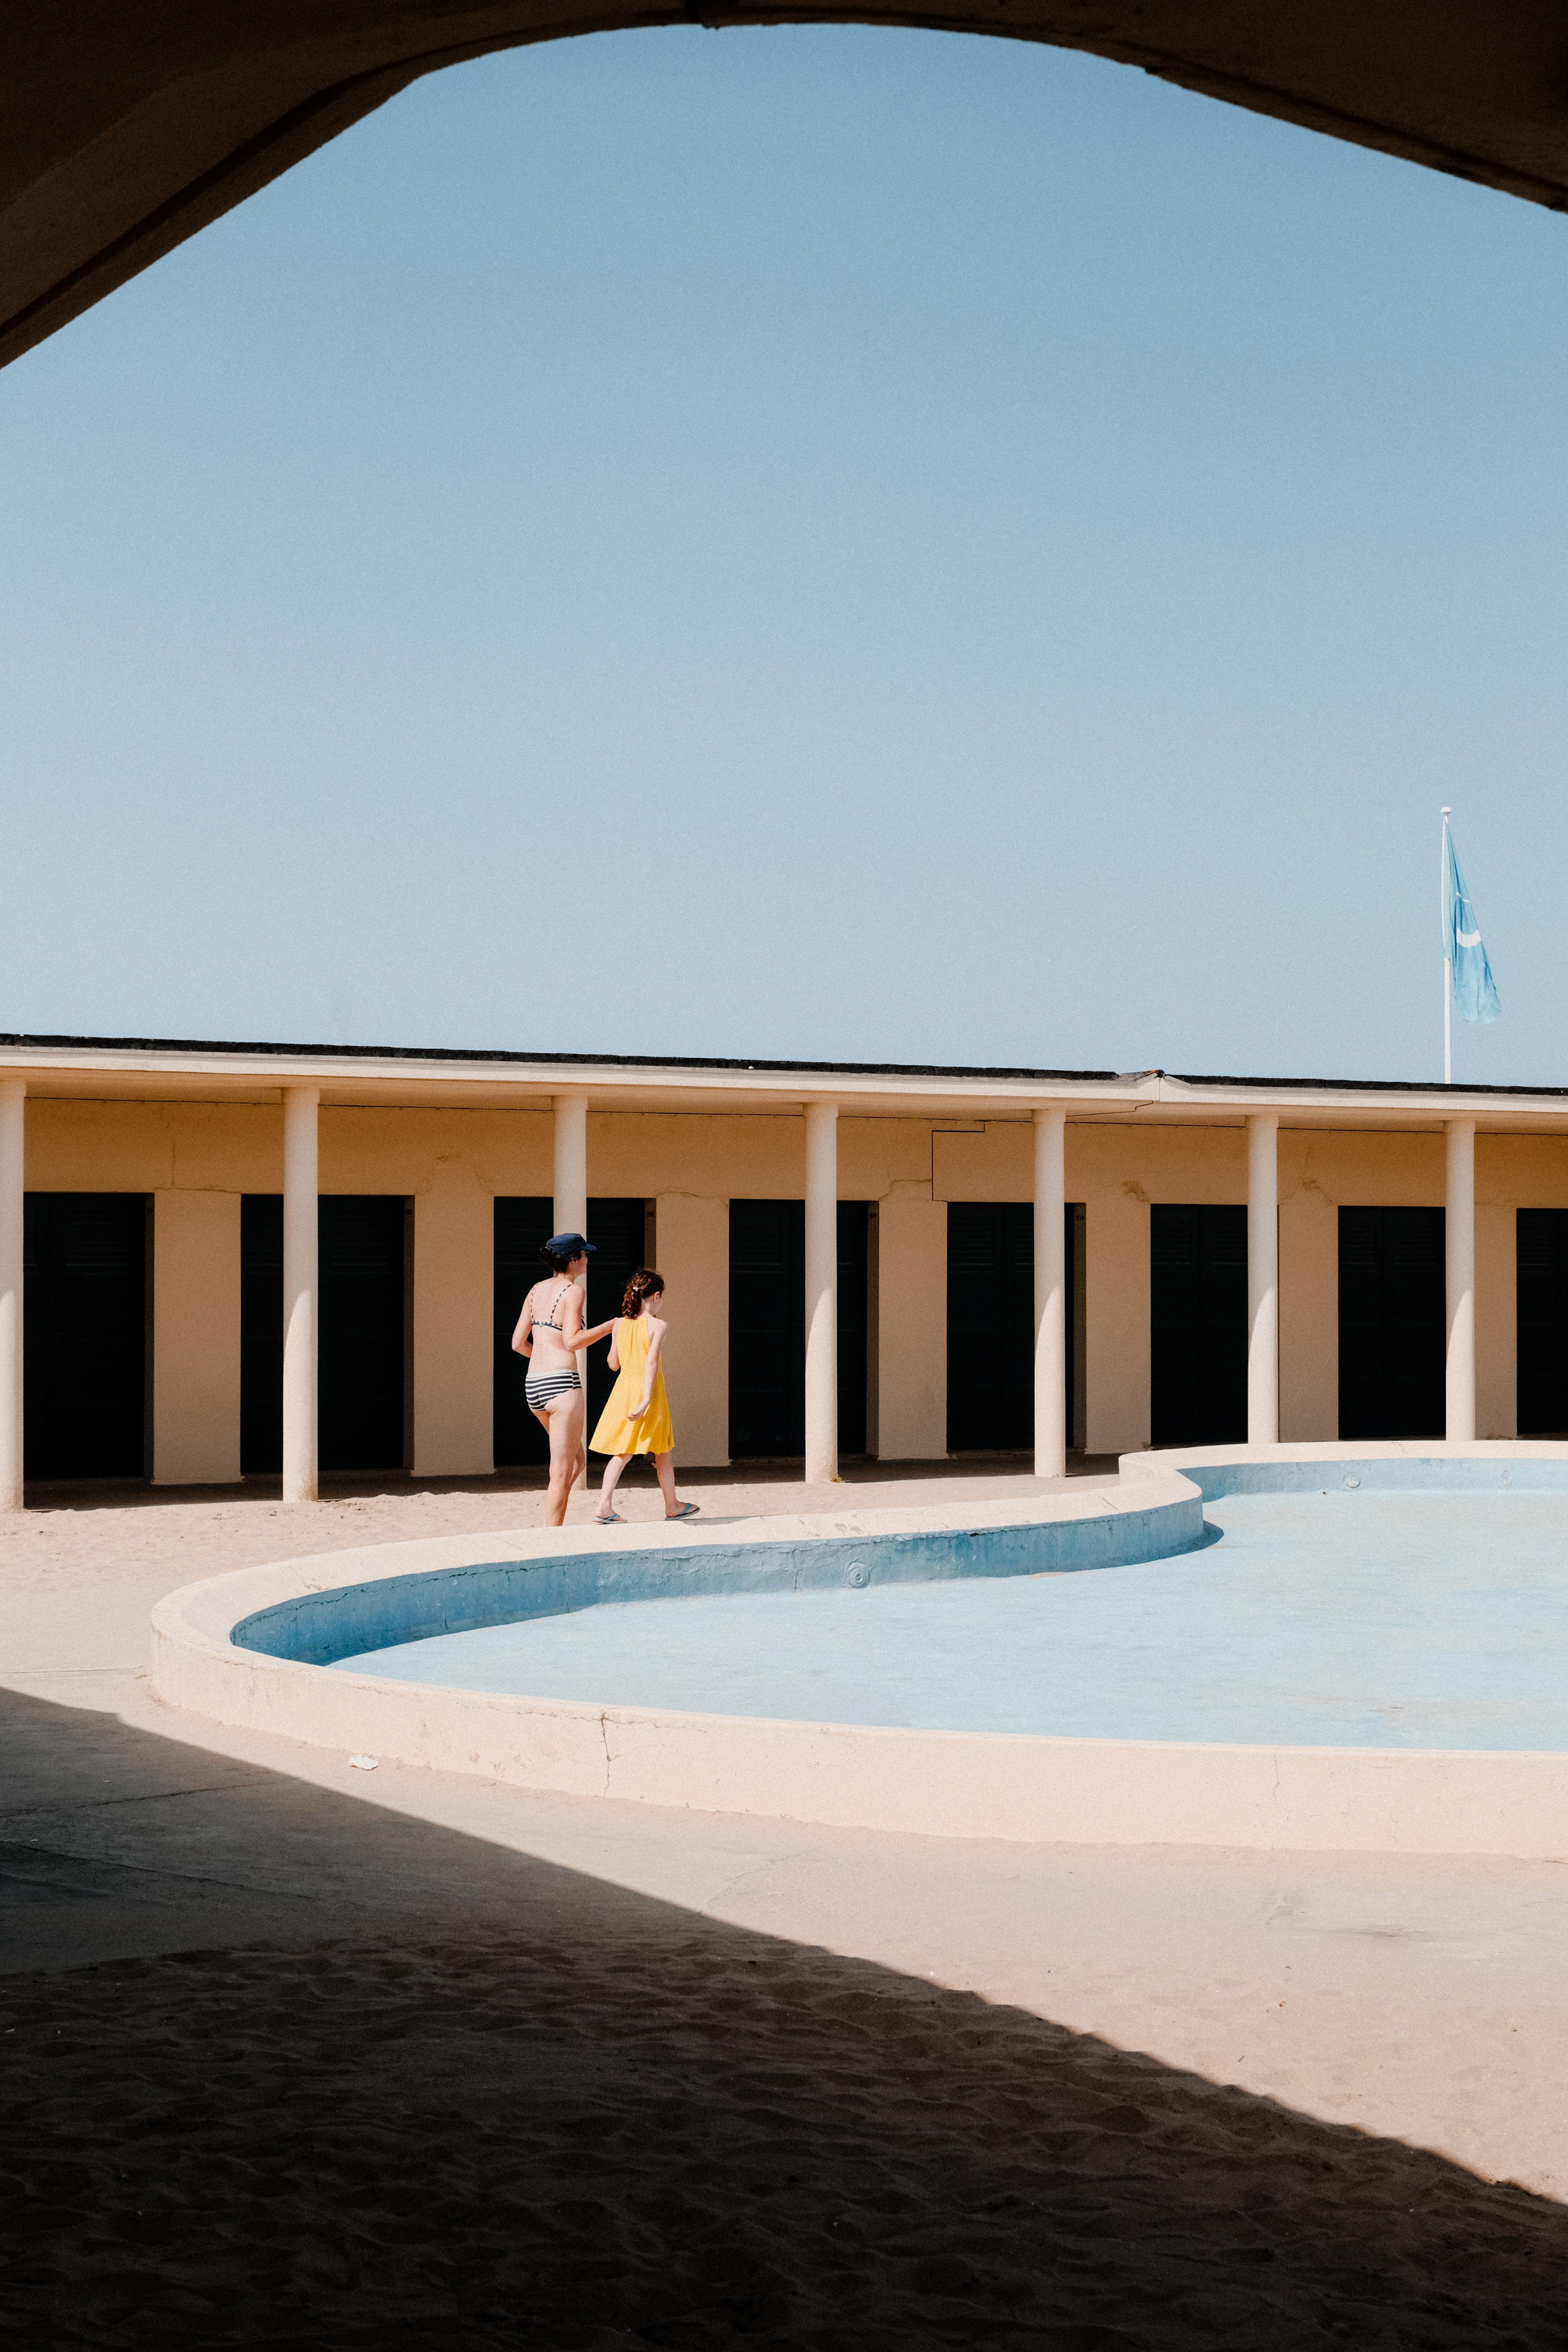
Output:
[331, 1490, 1568, 1750]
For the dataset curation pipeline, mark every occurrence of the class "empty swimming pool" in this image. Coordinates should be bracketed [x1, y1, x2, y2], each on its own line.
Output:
[331, 1487, 1568, 1751]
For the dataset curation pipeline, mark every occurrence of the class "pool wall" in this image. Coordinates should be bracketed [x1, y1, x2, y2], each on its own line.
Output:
[228, 1482, 1204, 1668]
[1120, 1440, 1568, 1503]
[149, 1444, 1568, 1856]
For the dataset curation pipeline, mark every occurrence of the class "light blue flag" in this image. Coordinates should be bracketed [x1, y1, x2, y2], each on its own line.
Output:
[1443, 822, 1501, 1024]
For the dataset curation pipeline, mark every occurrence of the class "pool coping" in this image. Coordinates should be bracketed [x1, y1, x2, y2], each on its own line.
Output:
[148, 1443, 1568, 1858]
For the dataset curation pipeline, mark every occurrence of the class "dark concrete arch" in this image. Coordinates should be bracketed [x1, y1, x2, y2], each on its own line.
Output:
[5, 4, 1567, 373]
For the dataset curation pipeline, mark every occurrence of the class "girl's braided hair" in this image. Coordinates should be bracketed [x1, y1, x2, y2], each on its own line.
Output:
[621, 1268, 664, 1318]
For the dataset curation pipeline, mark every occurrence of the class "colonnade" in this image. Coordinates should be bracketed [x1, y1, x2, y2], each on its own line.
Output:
[1234, 1109, 1476, 1450]
[0, 1084, 1486, 1506]
[279, 1084, 596, 1501]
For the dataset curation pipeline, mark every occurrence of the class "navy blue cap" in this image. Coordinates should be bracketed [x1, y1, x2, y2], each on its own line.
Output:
[544, 1231, 594, 1257]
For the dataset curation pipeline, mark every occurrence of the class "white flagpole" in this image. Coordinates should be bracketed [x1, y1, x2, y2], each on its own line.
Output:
[1441, 806, 1452, 1085]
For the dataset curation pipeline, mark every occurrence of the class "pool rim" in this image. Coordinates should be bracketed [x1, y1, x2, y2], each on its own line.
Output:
[148, 1441, 1568, 1859]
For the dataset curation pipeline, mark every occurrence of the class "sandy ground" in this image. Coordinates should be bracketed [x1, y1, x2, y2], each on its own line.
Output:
[3, 1464, 1568, 2346]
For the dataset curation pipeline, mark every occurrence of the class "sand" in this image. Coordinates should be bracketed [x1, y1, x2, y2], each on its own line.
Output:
[3, 1468, 1568, 2346]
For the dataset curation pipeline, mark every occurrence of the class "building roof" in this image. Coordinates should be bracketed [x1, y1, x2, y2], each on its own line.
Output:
[1, 1031, 1566, 1130]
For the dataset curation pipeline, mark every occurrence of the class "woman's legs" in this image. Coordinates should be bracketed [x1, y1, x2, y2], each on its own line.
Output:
[536, 1395, 585, 1528]
[653, 1451, 682, 1517]
[592, 1450, 682, 1519]
[595, 1453, 632, 1519]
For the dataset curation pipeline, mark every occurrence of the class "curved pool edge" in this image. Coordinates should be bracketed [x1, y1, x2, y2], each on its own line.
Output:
[1118, 1435, 1568, 1496]
[148, 1446, 1568, 1858]
[227, 1480, 1203, 1667]
[150, 1472, 1199, 1695]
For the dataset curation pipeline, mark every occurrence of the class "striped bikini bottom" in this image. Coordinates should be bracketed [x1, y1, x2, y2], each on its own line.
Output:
[525, 1366, 581, 1411]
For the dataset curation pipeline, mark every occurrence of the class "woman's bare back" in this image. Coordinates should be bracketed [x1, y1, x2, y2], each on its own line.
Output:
[516, 1277, 581, 1371]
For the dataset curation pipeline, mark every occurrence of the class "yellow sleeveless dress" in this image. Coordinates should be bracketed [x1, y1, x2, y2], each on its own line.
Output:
[590, 1315, 674, 1456]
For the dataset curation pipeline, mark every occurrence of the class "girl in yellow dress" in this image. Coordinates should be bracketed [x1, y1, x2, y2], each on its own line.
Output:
[590, 1269, 699, 1524]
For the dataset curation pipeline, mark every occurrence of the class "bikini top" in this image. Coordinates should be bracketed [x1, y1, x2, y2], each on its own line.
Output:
[533, 1279, 573, 1332]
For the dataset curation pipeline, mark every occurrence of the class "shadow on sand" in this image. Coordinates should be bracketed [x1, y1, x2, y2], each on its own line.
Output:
[2, 1682, 1564, 2350]
[18, 1451, 1119, 1513]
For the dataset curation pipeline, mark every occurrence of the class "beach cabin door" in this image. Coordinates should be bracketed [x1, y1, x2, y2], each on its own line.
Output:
[241, 1195, 409, 1474]
[728, 1200, 869, 1459]
[1338, 1206, 1445, 1440]
[1517, 1208, 1568, 1435]
[946, 1202, 1079, 1454]
[1150, 1204, 1248, 1447]
[23, 1192, 147, 1479]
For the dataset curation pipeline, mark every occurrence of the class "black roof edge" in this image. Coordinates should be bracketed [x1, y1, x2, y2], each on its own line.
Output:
[0, 1033, 1125, 1084]
[1169, 1070, 1568, 1100]
[0, 1034, 1563, 1099]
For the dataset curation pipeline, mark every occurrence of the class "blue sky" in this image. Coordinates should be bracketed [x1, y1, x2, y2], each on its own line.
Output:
[3, 28, 1566, 1082]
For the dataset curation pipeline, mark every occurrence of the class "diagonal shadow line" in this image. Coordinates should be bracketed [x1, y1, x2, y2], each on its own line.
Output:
[1, 1680, 1565, 2350]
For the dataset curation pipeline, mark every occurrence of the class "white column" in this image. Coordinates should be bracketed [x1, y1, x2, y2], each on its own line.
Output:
[0, 1080, 23, 1512]
[553, 1092, 589, 1487]
[1247, 1112, 1280, 1447]
[804, 1099, 839, 1484]
[1033, 1107, 1067, 1478]
[552, 1092, 588, 1240]
[1446, 1116, 1476, 1443]
[282, 1086, 319, 1504]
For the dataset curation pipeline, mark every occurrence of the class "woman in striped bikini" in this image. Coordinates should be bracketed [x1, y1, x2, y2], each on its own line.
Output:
[511, 1232, 616, 1527]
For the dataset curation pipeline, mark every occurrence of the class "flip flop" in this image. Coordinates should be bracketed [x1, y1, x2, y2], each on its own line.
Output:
[665, 1502, 700, 1521]
[592, 1511, 624, 1524]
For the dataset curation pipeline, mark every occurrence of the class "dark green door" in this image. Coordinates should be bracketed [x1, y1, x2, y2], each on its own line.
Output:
[584, 1200, 651, 1438]
[1338, 1206, 1445, 1440]
[947, 1203, 1032, 1452]
[1517, 1208, 1568, 1434]
[493, 1198, 650, 1464]
[837, 1202, 869, 1457]
[1150, 1204, 1248, 1446]
[946, 1203, 1079, 1453]
[24, 1193, 146, 1479]
[494, 1197, 553, 1468]
[728, 1200, 868, 1459]
[729, 1200, 804, 1457]
[319, 1197, 406, 1472]
[240, 1194, 284, 1474]
[240, 1195, 407, 1474]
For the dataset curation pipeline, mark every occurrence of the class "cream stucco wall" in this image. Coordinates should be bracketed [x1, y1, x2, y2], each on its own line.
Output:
[411, 1157, 493, 1478]
[1072, 1129, 1157, 1457]
[21, 1098, 1568, 1481]
[653, 1190, 729, 1467]
[152, 1189, 241, 1484]
[1279, 1157, 1337, 1442]
[875, 1195, 946, 1460]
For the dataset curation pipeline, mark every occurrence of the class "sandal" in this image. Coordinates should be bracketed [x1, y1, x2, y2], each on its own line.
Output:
[592, 1510, 624, 1524]
[665, 1502, 700, 1521]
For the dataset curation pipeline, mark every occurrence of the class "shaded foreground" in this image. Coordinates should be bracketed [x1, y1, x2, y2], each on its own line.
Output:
[5, 1483, 1567, 2350]
[5, 1922, 1566, 2350]
[8, 2, 1568, 377]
